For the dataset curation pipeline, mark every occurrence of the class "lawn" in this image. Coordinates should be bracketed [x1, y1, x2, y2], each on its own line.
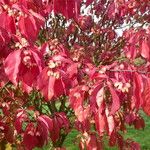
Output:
[35, 111, 150, 150]
[124, 112, 150, 150]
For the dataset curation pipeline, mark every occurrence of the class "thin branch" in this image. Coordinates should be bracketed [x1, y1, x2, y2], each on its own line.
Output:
[108, 69, 148, 74]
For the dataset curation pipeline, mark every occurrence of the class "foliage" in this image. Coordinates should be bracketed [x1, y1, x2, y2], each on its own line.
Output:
[0, 0, 150, 149]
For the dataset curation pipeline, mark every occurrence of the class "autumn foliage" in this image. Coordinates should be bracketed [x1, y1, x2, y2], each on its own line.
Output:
[0, 0, 150, 149]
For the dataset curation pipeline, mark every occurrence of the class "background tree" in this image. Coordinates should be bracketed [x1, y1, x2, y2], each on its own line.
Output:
[0, 0, 150, 149]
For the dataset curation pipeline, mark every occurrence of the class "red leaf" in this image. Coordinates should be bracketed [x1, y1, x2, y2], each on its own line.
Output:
[96, 87, 104, 108]
[52, 0, 81, 19]
[107, 82, 120, 115]
[134, 117, 145, 129]
[15, 110, 28, 133]
[129, 141, 141, 150]
[142, 78, 150, 116]
[105, 108, 115, 136]
[37, 115, 53, 131]
[5, 126, 14, 143]
[95, 108, 106, 136]
[4, 50, 21, 85]
[50, 117, 60, 142]
[90, 84, 104, 108]
[141, 39, 150, 60]
[50, 112, 70, 142]
[48, 75, 55, 100]
[36, 119, 49, 147]
[75, 106, 90, 122]
[4, 48, 42, 92]
[55, 112, 70, 130]
[133, 72, 143, 109]
[86, 0, 94, 6]
[0, 12, 16, 34]
[18, 15, 37, 43]
[37, 68, 56, 100]
[23, 123, 38, 150]
[85, 133, 103, 150]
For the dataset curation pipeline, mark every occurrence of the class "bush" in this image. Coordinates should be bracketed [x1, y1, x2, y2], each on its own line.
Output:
[0, 0, 150, 149]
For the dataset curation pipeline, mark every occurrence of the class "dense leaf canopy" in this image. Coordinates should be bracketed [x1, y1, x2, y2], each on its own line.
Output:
[0, 0, 150, 149]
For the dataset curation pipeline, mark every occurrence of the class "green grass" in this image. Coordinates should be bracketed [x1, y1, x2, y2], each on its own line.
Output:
[63, 130, 79, 150]
[124, 112, 150, 150]
[35, 112, 150, 150]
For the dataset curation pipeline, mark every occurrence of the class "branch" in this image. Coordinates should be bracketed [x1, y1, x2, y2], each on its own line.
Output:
[108, 69, 148, 74]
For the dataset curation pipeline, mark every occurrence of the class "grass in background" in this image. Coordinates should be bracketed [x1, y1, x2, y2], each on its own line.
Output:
[63, 112, 150, 150]
[35, 112, 150, 150]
